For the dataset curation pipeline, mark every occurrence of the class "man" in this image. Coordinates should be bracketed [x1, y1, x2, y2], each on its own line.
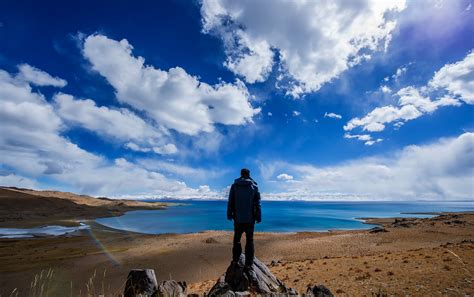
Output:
[227, 168, 261, 268]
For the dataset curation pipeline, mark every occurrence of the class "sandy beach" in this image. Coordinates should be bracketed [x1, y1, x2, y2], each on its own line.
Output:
[0, 188, 473, 296]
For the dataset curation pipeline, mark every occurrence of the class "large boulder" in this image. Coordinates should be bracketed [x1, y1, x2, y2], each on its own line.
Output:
[124, 271, 187, 297]
[208, 254, 297, 296]
[124, 269, 158, 297]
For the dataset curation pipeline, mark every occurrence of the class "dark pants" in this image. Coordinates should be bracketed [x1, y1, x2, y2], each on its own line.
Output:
[232, 222, 255, 266]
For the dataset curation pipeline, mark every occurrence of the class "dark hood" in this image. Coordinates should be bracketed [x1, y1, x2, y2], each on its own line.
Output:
[234, 177, 257, 186]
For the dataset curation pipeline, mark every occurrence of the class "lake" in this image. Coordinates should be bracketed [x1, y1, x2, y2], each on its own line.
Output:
[96, 200, 474, 234]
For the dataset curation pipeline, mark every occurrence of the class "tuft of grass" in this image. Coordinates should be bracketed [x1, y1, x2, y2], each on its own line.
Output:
[9, 288, 18, 297]
[29, 268, 54, 297]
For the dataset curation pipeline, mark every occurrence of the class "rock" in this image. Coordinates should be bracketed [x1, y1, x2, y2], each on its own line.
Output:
[207, 276, 235, 296]
[208, 254, 297, 296]
[369, 227, 388, 233]
[306, 284, 334, 297]
[124, 269, 158, 297]
[153, 280, 187, 297]
[205, 237, 219, 244]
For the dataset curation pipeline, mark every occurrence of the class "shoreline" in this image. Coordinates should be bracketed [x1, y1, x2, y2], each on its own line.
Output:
[0, 209, 473, 296]
[0, 187, 176, 228]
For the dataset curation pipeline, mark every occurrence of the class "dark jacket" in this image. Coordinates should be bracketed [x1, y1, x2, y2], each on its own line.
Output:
[227, 177, 261, 224]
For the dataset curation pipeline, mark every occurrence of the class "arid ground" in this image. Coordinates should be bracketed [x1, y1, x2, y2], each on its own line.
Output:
[0, 187, 472, 296]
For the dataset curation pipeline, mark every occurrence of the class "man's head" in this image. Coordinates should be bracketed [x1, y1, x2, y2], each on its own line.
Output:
[240, 168, 250, 178]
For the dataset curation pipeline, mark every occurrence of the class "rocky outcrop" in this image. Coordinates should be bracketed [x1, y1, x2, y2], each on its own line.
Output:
[123, 255, 333, 296]
[208, 254, 297, 296]
[124, 270, 187, 297]
[124, 269, 158, 297]
[369, 226, 388, 233]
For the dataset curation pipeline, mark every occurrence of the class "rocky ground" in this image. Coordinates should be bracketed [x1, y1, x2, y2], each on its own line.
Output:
[0, 188, 473, 296]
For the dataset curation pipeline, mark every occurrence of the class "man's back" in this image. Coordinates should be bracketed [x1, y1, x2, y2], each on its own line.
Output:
[229, 177, 261, 224]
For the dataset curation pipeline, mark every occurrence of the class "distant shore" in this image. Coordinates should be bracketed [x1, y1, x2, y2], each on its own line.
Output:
[0, 187, 175, 228]
[0, 188, 473, 296]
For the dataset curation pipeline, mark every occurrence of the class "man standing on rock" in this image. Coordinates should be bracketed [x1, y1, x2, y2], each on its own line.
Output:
[227, 168, 262, 269]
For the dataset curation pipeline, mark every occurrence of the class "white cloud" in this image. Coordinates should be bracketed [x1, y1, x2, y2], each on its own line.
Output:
[429, 51, 474, 104]
[364, 138, 383, 146]
[324, 112, 342, 120]
[344, 133, 383, 146]
[0, 67, 220, 198]
[201, 0, 406, 97]
[393, 66, 407, 80]
[223, 32, 274, 84]
[261, 133, 474, 200]
[17, 64, 67, 87]
[0, 69, 101, 177]
[344, 49, 474, 134]
[267, 112, 273, 116]
[292, 111, 301, 117]
[344, 104, 421, 132]
[53, 93, 175, 154]
[152, 144, 178, 155]
[82, 34, 260, 136]
[380, 85, 392, 93]
[276, 173, 293, 181]
[0, 173, 38, 189]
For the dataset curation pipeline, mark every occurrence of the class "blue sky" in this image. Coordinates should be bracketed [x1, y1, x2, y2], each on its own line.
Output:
[0, 0, 473, 200]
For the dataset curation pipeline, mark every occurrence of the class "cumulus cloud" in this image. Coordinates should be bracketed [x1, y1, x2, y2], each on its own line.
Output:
[344, 50, 474, 137]
[292, 111, 301, 117]
[324, 112, 342, 120]
[17, 64, 67, 87]
[261, 133, 474, 200]
[276, 173, 293, 181]
[201, 0, 406, 97]
[53, 93, 176, 154]
[82, 34, 260, 136]
[345, 87, 460, 133]
[0, 69, 100, 177]
[0, 67, 220, 198]
[429, 51, 474, 104]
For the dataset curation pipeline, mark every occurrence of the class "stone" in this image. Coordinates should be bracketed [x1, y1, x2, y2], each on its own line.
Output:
[306, 284, 334, 297]
[369, 227, 388, 233]
[124, 269, 158, 297]
[208, 254, 296, 296]
[152, 280, 187, 297]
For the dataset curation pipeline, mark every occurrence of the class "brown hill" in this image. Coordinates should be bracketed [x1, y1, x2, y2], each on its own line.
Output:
[0, 187, 171, 228]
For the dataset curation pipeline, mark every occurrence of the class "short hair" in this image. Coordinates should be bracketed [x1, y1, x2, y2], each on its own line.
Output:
[241, 168, 250, 177]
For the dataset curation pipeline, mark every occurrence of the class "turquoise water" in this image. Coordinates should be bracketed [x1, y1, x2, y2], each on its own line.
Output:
[0, 223, 89, 238]
[96, 200, 474, 234]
